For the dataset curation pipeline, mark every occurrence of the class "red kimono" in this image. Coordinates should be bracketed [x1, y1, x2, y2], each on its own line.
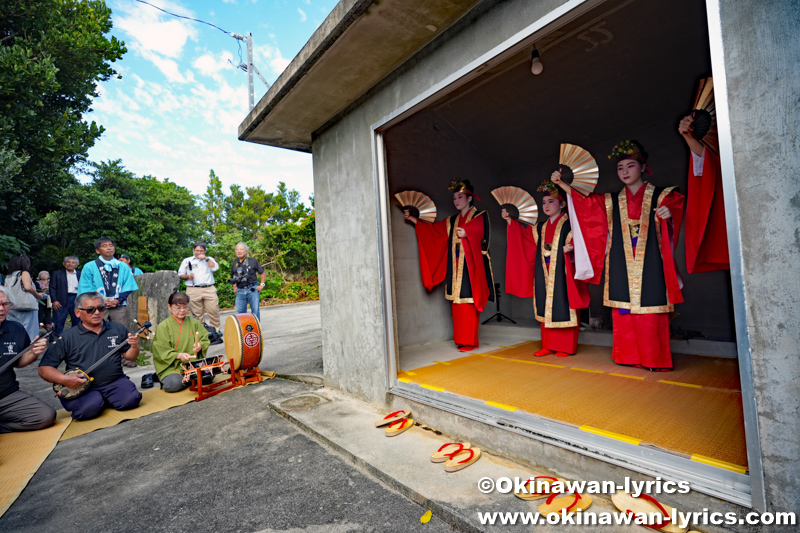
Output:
[684, 149, 730, 273]
[505, 214, 590, 354]
[568, 182, 684, 369]
[413, 207, 494, 351]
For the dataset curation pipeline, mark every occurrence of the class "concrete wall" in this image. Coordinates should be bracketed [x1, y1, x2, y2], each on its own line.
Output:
[716, 0, 800, 513]
[313, 0, 572, 402]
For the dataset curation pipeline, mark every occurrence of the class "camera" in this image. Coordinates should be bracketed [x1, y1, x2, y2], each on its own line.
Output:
[228, 266, 245, 285]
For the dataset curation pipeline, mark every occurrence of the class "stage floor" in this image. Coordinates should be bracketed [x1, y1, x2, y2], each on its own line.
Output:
[398, 338, 747, 472]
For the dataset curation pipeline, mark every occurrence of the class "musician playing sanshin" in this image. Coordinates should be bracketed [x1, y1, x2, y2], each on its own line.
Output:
[39, 292, 142, 420]
[151, 292, 211, 393]
[0, 286, 56, 432]
[503, 181, 590, 357]
[404, 179, 494, 352]
[552, 140, 685, 371]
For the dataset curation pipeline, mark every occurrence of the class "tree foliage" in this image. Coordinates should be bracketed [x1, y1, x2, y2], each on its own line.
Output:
[34, 160, 201, 271]
[0, 0, 126, 239]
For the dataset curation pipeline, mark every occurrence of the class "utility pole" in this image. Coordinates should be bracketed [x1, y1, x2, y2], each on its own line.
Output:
[231, 32, 271, 111]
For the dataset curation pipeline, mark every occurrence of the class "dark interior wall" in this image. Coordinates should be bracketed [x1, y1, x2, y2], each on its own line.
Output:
[385, 0, 735, 344]
[385, 109, 503, 348]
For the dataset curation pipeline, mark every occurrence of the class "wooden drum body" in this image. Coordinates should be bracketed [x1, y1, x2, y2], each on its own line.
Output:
[224, 313, 263, 371]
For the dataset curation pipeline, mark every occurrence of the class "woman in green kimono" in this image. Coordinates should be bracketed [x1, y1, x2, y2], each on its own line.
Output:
[152, 292, 211, 392]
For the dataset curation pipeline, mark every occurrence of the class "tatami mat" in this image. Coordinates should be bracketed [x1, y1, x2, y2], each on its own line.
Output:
[0, 412, 71, 517]
[399, 342, 747, 469]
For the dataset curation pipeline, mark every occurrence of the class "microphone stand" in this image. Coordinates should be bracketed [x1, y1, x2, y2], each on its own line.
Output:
[481, 283, 516, 324]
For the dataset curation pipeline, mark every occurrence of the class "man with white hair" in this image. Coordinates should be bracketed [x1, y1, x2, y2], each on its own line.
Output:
[0, 286, 57, 433]
[230, 242, 266, 321]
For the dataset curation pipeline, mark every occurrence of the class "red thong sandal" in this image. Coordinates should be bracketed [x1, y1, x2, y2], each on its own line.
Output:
[374, 409, 411, 427]
[514, 475, 566, 501]
[384, 417, 414, 437]
[534, 348, 554, 357]
[444, 447, 481, 472]
[538, 491, 592, 516]
[611, 492, 686, 532]
[430, 442, 471, 463]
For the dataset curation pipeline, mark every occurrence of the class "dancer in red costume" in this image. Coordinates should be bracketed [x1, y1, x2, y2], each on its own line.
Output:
[404, 179, 494, 352]
[503, 181, 590, 357]
[678, 113, 730, 273]
[552, 140, 684, 371]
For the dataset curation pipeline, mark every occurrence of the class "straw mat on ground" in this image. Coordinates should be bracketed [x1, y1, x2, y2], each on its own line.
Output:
[400, 346, 747, 468]
[0, 412, 71, 517]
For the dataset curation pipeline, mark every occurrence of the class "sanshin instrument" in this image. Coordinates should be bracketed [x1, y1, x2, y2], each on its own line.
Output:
[53, 321, 151, 400]
[0, 324, 58, 375]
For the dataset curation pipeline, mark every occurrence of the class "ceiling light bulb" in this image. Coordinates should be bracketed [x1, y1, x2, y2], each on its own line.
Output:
[530, 49, 543, 75]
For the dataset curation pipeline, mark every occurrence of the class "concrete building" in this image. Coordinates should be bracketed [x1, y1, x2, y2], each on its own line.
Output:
[239, 0, 799, 524]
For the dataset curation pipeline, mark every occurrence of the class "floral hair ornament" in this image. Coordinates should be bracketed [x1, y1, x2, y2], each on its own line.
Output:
[448, 178, 481, 202]
[537, 179, 565, 202]
[608, 139, 652, 175]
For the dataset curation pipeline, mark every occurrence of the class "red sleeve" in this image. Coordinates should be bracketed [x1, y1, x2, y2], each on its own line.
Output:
[504, 219, 536, 298]
[414, 219, 448, 290]
[565, 257, 591, 309]
[459, 214, 490, 312]
[568, 192, 608, 285]
[685, 151, 730, 273]
[658, 190, 685, 305]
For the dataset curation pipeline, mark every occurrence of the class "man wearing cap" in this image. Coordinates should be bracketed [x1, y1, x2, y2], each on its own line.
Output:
[178, 242, 221, 330]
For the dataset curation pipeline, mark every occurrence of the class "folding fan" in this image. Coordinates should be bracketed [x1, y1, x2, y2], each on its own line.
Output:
[558, 143, 599, 197]
[491, 186, 538, 226]
[690, 77, 718, 154]
[395, 190, 437, 223]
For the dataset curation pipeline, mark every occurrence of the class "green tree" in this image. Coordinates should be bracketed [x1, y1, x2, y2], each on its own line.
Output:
[200, 169, 227, 242]
[0, 0, 126, 239]
[34, 160, 201, 271]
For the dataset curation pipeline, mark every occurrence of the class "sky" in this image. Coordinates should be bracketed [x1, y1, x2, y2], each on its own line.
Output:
[84, 0, 339, 206]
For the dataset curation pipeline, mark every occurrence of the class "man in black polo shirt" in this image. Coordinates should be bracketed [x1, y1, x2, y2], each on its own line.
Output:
[231, 242, 266, 321]
[0, 287, 56, 432]
[39, 292, 142, 420]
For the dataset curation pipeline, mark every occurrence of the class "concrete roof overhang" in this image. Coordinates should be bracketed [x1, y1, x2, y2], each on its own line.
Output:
[237, 0, 482, 152]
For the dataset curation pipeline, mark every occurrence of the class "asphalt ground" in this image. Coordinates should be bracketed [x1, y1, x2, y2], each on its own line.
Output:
[2, 301, 459, 532]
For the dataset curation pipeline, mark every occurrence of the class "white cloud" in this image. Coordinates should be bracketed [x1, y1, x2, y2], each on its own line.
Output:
[254, 43, 290, 78]
[192, 51, 236, 83]
[298, 8, 307, 22]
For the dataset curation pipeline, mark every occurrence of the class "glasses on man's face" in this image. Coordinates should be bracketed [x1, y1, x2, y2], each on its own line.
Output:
[0, 301, 12, 308]
[78, 306, 107, 314]
[171, 305, 190, 311]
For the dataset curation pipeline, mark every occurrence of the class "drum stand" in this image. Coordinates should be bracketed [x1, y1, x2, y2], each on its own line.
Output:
[186, 361, 237, 401]
[234, 367, 263, 387]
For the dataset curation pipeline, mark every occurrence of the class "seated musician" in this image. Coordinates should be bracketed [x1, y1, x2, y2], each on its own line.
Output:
[38, 292, 142, 420]
[0, 287, 56, 432]
[151, 292, 211, 392]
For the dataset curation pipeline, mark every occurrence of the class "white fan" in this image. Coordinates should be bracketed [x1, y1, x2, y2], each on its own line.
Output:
[491, 186, 539, 226]
[395, 190, 437, 223]
[559, 143, 599, 197]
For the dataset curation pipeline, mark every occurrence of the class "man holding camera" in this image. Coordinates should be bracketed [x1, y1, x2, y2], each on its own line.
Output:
[178, 242, 221, 330]
[230, 243, 266, 322]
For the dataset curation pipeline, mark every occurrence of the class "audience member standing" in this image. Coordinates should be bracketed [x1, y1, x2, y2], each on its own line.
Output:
[50, 256, 82, 335]
[77, 237, 139, 367]
[34, 271, 52, 328]
[231, 243, 266, 322]
[118, 254, 143, 276]
[178, 242, 221, 330]
[3, 254, 43, 339]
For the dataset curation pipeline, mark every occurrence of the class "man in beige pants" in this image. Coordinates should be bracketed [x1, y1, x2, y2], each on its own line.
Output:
[178, 242, 220, 331]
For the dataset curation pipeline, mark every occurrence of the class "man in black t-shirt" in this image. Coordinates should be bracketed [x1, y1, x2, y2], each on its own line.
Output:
[0, 286, 56, 433]
[231, 242, 266, 321]
[39, 292, 142, 420]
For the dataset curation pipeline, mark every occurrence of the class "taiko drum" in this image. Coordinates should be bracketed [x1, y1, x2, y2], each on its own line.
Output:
[224, 313, 263, 371]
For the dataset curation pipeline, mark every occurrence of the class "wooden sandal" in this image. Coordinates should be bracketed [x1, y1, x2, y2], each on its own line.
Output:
[430, 442, 471, 463]
[384, 417, 414, 437]
[444, 447, 481, 472]
[538, 492, 592, 516]
[514, 475, 566, 501]
[375, 410, 411, 427]
[611, 492, 686, 532]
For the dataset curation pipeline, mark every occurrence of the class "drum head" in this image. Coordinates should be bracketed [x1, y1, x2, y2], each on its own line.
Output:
[224, 313, 263, 371]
